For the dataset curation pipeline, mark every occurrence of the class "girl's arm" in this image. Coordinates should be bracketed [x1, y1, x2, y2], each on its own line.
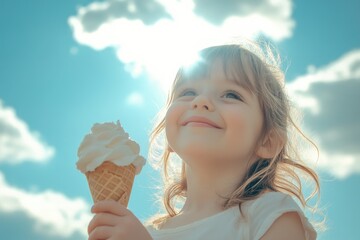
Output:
[260, 212, 306, 240]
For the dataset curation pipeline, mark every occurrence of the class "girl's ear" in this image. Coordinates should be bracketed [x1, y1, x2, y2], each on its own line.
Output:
[256, 129, 284, 159]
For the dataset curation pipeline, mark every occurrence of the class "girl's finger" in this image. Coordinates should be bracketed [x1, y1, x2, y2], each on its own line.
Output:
[88, 225, 112, 240]
[91, 199, 130, 216]
[87, 212, 119, 235]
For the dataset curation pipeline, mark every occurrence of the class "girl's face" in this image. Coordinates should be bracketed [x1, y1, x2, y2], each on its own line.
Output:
[165, 60, 264, 172]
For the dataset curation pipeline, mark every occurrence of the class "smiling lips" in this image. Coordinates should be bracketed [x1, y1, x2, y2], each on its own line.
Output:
[181, 116, 221, 129]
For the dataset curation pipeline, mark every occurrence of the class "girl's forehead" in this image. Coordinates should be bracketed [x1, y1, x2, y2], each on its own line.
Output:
[175, 58, 256, 93]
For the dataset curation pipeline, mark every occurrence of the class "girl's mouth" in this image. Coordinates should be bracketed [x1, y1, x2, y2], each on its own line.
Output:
[181, 116, 222, 129]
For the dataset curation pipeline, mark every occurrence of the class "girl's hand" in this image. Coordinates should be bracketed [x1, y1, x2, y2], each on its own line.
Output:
[88, 200, 153, 240]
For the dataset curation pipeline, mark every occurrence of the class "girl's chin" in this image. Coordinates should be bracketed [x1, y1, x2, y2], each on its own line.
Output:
[177, 148, 222, 164]
[177, 145, 218, 156]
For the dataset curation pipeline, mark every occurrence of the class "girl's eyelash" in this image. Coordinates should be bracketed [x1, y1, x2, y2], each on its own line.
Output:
[222, 90, 243, 101]
[178, 88, 196, 97]
[175, 88, 244, 102]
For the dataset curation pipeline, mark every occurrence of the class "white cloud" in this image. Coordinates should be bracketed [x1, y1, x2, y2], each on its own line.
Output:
[68, 0, 294, 91]
[288, 49, 360, 178]
[0, 171, 91, 238]
[315, 150, 360, 179]
[0, 100, 55, 164]
[126, 92, 144, 106]
[288, 50, 360, 114]
[191, 0, 294, 39]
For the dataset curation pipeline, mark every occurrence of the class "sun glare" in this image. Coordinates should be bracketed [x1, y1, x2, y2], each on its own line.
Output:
[69, 0, 294, 94]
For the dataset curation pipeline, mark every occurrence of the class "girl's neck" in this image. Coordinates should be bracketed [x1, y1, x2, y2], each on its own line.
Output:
[180, 163, 244, 215]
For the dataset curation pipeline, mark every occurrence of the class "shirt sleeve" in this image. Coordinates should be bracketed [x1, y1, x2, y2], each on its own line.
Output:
[247, 192, 317, 240]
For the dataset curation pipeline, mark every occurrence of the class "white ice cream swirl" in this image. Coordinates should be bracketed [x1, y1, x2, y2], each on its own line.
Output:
[76, 121, 145, 174]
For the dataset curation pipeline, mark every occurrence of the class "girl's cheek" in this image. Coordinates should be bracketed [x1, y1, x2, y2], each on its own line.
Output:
[165, 104, 185, 148]
[165, 104, 179, 121]
[227, 108, 255, 143]
[165, 103, 184, 130]
[227, 108, 248, 127]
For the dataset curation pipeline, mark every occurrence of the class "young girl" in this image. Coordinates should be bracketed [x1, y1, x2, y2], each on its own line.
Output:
[87, 42, 320, 240]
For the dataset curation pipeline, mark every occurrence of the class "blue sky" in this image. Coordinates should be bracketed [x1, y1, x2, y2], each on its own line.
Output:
[0, 0, 359, 239]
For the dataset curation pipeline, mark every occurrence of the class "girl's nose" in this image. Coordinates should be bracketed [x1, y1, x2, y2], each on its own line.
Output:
[191, 95, 214, 111]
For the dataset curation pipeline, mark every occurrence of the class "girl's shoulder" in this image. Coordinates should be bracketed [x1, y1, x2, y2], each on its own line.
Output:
[245, 191, 299, 210]
[144, 192, 317, 240]
[242, 191, 317, 240]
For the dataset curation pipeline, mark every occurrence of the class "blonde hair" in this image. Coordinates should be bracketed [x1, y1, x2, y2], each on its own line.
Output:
[148, 41, 321, 228]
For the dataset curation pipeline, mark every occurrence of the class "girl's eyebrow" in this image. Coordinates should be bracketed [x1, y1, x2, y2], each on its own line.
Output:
[174, 78, 199, 92]
[174, 79, 185, 89]
[173, 80, 192, 95]
[173, 81, 186, 94]
[174, 78, 253, 95]
[224, 79, 254, 100]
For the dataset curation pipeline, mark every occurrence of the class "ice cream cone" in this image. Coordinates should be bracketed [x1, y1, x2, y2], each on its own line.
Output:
[77, 121, 146, 207]
[85, 161, 136, 207]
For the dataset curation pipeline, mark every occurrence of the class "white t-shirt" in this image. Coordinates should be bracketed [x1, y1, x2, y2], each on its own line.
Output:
[146, 192, 317, 240]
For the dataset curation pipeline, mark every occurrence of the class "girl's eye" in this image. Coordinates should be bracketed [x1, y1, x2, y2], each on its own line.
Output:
[179, 89, 196, 97]
[223, 91, 242, 101]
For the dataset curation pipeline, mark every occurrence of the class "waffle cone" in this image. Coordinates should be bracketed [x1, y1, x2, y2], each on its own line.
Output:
[85, 161, 136, 207]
